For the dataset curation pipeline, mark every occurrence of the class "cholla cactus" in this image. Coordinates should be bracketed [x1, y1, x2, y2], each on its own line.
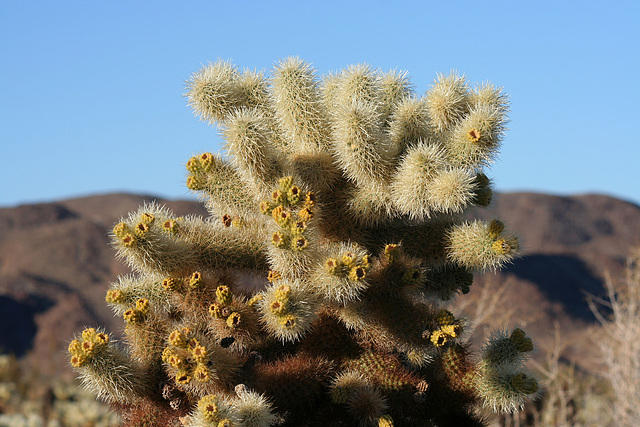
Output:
[70, 57, 537, 426]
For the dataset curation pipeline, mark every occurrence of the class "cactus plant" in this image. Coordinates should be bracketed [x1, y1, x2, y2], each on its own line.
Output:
[70, 57, 537, 426]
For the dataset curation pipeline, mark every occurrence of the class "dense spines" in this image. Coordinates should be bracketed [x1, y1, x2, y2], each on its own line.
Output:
[112, 207, 269, 276]
[387, 97, 433, 155]
[474, 328, 538, 413]
[446, 219, 520, 271]
[72, 58, 535, 426]
[186, 60, 243, 125]
[186, 152, 257, 218]
[425, 71, 470, 132]
[69, 329, 149, 403]
[222, 108, 283, 196]
[271, 57, 331, 154]
[105, 273, 172, 317]
[257, 279, 319, 343]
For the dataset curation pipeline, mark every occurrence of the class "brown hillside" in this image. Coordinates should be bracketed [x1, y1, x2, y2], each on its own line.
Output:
[0, 192, 638, 379]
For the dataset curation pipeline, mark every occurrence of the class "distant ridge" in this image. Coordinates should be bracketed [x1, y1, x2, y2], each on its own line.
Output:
[1, 192, 638, 377]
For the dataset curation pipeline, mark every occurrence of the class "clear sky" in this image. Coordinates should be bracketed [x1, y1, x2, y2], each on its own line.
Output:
[1, 1, 639, 207]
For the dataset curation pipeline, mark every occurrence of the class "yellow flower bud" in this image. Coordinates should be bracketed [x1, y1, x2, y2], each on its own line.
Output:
[68, 339, 82, 355]
[189, 271, 203, 288]
[275, 285, 292, 300]
[436, 310, 455, 326]
[133, 222, 150, 236]
[70, 353, 87, 368]
[210, 303, 223, 318]
[279, 314, 297, 329]
[248, 294, 263, 306]
[175, 371, 192, 385]
[349, 266, 366, 281]
[378, 415, 394, 427]
[198, 395, 219, 422]
[135, 298, 150, 313]
[162, 218, 179, 234]
[226, 312, 242, 329]
[121, 233, 136, 248]
[287, 185, 301, 205]
[268, 270, 282, 283]
[112, 222, 129, 238]
[162, 277, 181, 292]
[194, 363, 211, 383]
[466, 128, 482, 142]
[430, 330, 448, 347]
[216, 285, 232, 305]
[291, 236, 308, 251]
[105, 289, 124, 304]
[169, 329, 188, 348]
[304, 192, 317, 207]
[325, 258, 340, 275]
[510, 373, 539, 394]
[140, 212, 155, 225]
[271, 231, 288, 249]
[191, 344, 208, 363]
[82, 328, 97, 342]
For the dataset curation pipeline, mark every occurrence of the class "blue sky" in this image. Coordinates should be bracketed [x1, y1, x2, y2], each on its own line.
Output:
[1, 1, 639, 207]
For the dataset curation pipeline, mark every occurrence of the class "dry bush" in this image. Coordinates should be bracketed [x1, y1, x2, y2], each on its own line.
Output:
[587, 247, 640, 426]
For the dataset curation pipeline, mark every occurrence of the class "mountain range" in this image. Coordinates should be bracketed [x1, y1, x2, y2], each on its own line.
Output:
[1, 192, 639, 380]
